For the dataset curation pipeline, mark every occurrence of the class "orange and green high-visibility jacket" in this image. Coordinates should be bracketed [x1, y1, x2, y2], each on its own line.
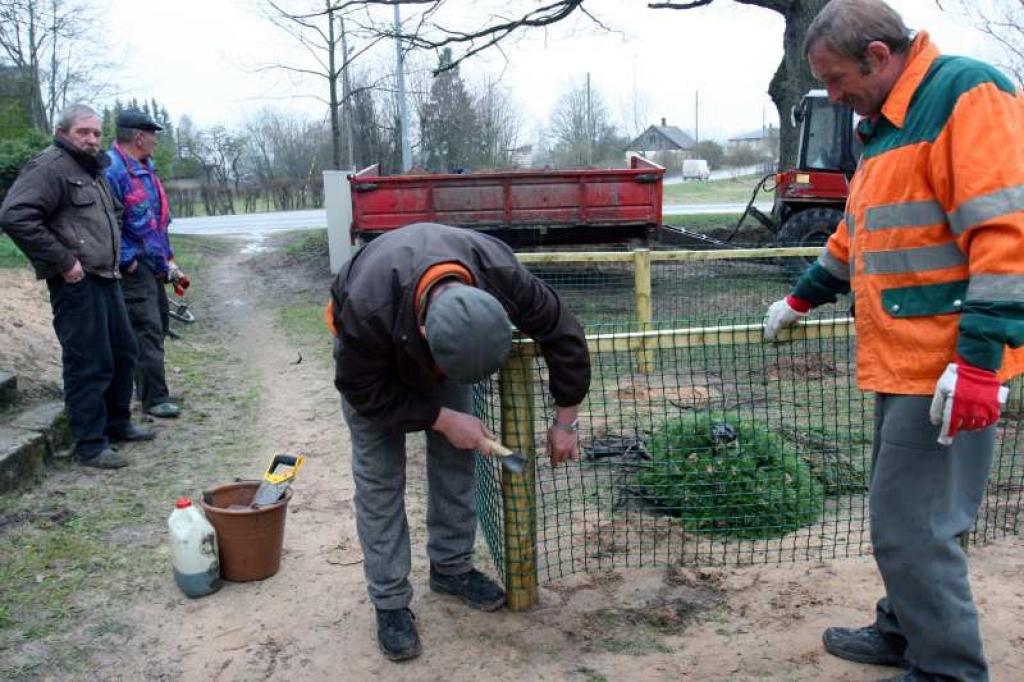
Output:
[793, 32, 1024, 395]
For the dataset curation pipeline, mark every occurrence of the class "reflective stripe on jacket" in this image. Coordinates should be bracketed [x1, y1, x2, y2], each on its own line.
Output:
[811, 33, 1024, 394]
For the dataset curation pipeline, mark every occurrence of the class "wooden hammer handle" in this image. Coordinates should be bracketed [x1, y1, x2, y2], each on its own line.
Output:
[481, 437, 513, 457]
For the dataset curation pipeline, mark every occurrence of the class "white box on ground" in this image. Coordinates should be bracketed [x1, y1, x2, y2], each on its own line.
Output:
[323, 170, 354, 274]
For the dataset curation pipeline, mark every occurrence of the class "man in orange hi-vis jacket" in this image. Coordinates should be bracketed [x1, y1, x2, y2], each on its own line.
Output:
[764, 1, 1024, 680]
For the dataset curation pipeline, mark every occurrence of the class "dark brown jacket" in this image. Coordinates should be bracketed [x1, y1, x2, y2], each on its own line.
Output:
[330, 222, 591, 431]
[0, 140, 121, 280]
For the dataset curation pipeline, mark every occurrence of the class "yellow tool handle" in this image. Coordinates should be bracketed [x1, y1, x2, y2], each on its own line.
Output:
[481, 438, 513, 457]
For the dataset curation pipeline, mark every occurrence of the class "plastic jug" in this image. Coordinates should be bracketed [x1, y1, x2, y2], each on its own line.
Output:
[168, 497, 222, 598]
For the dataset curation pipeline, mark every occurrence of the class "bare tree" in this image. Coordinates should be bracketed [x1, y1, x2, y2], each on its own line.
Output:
[943, 0, 1024, 87]
[326, 0, 829, 167]
[258, 0, 390, 169]
[475, 77, 520, 169]
[0, 0, 113, 129]
[549, 79, 622, 168]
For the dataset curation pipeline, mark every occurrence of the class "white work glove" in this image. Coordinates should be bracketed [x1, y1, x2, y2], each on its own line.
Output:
[929, 359, 1010, 445]
[763, 296, 810, 341]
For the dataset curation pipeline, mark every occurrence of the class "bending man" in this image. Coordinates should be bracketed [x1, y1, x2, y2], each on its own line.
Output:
[328, 222, 590, 662]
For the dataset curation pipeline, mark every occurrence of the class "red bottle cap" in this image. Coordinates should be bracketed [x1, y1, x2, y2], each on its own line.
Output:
[175, 498, 193, 509]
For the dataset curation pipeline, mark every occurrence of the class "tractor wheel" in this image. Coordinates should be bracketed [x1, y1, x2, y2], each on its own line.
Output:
[776, 208, 843, 270]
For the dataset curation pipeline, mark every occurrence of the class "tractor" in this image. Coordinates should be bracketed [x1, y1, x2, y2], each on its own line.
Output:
[735, 90, 861, 252]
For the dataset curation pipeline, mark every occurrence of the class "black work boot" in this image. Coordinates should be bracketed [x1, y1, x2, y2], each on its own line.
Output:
[375, 608, 421, 661]
[429, 566, 506, 611]
[823, 625, 907, 667]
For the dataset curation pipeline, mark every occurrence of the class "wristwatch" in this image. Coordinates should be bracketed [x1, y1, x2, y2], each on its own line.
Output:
[552, 417, 579, 434]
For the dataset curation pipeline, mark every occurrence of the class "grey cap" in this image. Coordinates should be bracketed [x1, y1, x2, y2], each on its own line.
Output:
[425, 285, 512, 383]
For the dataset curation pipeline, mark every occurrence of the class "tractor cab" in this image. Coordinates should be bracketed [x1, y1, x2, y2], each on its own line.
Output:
[795, 90, 861, 175]
[770, 91, 859, 252]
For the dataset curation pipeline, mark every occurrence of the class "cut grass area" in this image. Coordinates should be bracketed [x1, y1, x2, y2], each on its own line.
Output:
[1, 234, 28, 269]
[663, 174, 771, 205]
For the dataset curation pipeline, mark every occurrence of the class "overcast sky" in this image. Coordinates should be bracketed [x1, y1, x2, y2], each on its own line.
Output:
[104, 0, 994, 144]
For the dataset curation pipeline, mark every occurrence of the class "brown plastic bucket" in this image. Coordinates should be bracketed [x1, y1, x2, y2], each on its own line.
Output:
[200, 481, 292, 582]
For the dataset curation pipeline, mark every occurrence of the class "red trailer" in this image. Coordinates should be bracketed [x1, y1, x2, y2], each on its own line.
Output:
[348, 156, 664, 247]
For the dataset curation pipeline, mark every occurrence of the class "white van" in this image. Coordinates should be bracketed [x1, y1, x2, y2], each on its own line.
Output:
[681, 159, 711, 181]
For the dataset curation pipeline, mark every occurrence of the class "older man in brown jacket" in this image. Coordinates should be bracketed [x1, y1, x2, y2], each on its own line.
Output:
[0, 103, 153, 468]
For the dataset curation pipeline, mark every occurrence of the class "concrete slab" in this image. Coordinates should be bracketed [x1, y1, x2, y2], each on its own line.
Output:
[0, 426, 46, 493]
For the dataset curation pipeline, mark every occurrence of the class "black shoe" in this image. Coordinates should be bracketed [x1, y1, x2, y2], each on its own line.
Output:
[429, 567, 506, 611]
[77, 448, 129, 469]
[106, 422, 156, 443]
[823, 625, 907, 667]
[375, 608, 421, 661]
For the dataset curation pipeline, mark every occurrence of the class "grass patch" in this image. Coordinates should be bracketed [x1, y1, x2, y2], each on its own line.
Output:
[283, 229, 328, 260]
[663, 174, 770, 205]
[634, 413, 825, 538]
[276, 302, 333, 360]
[0, 234, 28, 268]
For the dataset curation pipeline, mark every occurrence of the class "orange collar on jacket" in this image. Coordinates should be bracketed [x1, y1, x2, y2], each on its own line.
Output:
[414, 262, 474, 323]
[880, 31, 940, 130]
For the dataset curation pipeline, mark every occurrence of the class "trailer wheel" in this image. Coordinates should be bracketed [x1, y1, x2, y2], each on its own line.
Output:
[777, 208, 843, 270]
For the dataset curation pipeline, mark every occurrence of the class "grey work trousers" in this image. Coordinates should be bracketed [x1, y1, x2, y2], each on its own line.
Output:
[870, 394, 994, 682]
[342, 381, 477, 610]
[119, 261, 171, 408]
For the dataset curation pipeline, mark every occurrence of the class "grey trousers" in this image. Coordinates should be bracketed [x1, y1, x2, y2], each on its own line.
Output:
[870, 394, 994, 682]
[342, 381, 477, 610]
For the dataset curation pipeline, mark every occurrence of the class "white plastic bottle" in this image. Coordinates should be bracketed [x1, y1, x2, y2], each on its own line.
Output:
[168, 498, 222, 598]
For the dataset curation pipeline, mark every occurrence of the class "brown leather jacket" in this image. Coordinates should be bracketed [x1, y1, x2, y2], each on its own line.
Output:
[0, 139, 121, 280]
[330, 222, 591, 431]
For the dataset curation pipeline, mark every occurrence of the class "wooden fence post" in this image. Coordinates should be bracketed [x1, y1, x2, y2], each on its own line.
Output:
[633, 248, 654, 373]
[498, 345, 538, 610]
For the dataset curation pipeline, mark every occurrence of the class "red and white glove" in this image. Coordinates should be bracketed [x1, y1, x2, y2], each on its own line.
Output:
[763, 295, 812, 341]
[929, 358, 1010, 445]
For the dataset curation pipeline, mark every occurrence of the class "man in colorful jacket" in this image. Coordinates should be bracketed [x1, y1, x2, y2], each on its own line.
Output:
[764, 1, 1024, 680]
[329, 222, 590, 661]
[106, 108, 187, 419]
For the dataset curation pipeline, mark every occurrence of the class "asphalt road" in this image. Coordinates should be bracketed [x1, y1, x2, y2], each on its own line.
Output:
[172, 203, 774, 237]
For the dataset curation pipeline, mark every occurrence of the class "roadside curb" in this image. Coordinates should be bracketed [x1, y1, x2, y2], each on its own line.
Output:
[0, 401, 71, 493]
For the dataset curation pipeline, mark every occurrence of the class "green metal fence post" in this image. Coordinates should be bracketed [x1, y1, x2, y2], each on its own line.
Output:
[499, 344, 538, 610]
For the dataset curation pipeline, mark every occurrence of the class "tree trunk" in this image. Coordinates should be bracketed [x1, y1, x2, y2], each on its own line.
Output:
[758, 0, 829, 169]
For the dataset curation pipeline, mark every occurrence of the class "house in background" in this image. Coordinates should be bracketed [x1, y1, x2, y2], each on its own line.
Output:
[624, 118, 696, 173]
[726, 123, 779, 161]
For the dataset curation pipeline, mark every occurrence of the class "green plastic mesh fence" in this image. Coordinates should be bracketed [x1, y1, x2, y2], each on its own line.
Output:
[473, 250, 1024, 590]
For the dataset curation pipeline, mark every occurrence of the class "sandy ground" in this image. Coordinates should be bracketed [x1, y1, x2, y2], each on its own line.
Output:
[2, 240, 1023, 681]
[0, 268, 62, 401]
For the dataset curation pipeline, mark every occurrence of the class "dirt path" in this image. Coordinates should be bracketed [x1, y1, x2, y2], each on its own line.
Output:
[6, 238, 1024, 681]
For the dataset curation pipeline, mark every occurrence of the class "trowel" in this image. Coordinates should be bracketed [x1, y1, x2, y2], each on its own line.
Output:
[481, 438, 527, 474]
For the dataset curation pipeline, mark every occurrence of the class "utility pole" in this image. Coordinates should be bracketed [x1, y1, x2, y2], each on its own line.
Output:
[694, 90, 700, 147]
[340, 15, 355, 170]
[393, 2, 412, 172]
[586, 72, 593, 166]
